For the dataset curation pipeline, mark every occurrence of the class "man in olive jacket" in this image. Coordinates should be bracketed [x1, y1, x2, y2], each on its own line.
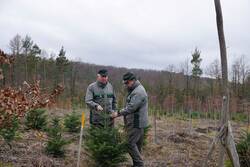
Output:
[112, 72, 148, 167]
[85, 69, 117, 127]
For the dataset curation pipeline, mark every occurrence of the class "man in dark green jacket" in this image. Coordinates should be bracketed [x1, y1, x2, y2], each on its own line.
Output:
[85, 69, 117, 127]
[112, 72, 148, 167]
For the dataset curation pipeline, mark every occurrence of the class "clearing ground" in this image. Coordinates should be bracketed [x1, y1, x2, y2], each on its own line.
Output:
[0, 108, 248, 167]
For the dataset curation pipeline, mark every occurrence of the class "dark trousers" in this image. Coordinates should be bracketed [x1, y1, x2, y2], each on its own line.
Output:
[127, 128, 144, 167]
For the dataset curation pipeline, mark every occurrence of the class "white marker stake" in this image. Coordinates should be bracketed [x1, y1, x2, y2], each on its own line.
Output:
[77, 112, 85, 167]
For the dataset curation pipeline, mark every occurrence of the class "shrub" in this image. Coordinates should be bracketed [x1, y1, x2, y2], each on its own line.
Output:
[0, 116, 19, 148]
[231, 113, 247, 122]
[25, 108, 47, 130]
[85, 125, 128, 167]
[190, 111, 199, 119]
[236, 130, 250, 166]
[46, 118, 69, 157]
[63, 111, 81, 133]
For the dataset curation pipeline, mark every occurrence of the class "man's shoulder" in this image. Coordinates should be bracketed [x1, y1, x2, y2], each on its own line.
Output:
[88, 82, 97, 89]
[133, 84, 147, 96]
[107, 82, 113, 88]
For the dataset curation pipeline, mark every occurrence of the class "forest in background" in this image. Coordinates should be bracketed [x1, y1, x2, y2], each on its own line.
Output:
[0, 33, 250, 167]
[1, 34, 250, 120]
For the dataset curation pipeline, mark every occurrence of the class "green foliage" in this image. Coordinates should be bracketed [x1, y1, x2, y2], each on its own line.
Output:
[148, 109, 249, 123]
[31, 44, 41, 55]
[224, 160, 233, 167]
[63, 111, 81, 133]
[236, 130, 250, 166]
[190, 111, 199, 119]
[56, 46, 69, 72]
[46, 118, 69, 157]
[191, 47, 203, 78]
[0, 116, 19, 146]
[85, 126, 128, 167]
[25, 108, 47, 130]
[55, 46, 69, 84]
[231, 112, 248, 122]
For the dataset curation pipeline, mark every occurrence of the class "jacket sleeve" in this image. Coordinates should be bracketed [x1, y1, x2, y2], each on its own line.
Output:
[119, 93, 146, 116]
[85, 85, 99, 109]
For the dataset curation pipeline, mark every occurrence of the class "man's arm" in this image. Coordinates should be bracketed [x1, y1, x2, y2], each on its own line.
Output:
[118, 93, 146, 116]
[85, 85, 99, 109]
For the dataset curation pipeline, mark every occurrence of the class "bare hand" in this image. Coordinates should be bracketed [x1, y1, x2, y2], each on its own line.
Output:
[96, 105, 103, 111]
[111, 112, 118, 118]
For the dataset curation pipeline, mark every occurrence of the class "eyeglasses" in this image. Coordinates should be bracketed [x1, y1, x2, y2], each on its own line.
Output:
[100, 75, 107, 78]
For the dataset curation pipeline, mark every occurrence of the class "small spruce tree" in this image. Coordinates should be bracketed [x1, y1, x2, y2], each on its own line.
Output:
[46, 117, 69, 157]
[63, 111, 81, 133]
[25, 108, 47, 130]
[85, 119, 128, 167]
[0, 116, 19, 148]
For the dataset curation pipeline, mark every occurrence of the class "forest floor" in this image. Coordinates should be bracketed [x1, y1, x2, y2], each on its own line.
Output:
[0, 108, 249, 167]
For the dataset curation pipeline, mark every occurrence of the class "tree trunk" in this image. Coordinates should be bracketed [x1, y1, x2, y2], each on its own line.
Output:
[25, 50, 28, 82]
[203, 1, 240, 166]
[43, 60, 46, 88]
[214, 0, 240, 165]
[70, 64, 78, 105]
[153, 108, 157, 144]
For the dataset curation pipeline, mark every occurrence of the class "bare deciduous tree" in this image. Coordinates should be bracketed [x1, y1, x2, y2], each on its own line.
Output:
[9, 34, 22, 56]
[205, 59, 221, 96]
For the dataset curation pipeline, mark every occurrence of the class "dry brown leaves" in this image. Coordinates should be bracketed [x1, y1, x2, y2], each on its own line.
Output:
[0, 49, 64, 128]
[0, 81, 64, 128]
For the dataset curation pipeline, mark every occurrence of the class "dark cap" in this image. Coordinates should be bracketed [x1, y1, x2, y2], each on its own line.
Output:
[123, 72, 136, 82]
[98, 69, 108, 77]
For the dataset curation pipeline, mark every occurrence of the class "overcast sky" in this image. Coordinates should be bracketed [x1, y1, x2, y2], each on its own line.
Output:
[0, 0, 249, 71]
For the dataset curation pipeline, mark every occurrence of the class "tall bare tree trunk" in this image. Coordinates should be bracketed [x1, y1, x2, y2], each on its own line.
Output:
[25, 50, 28, 82]
[10, 63, 15, 87]
[203, 0, 240, 166]
[70, 63, 78, 105]
[153, 108, 157, 144]
[43, 60, 46, 88]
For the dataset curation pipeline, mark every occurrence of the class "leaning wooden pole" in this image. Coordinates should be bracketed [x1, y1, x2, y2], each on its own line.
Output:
[203, 0, 240, 166]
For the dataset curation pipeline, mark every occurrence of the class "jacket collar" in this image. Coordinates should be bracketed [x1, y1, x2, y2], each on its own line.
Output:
[97, 81, 108, 88]
[128, 80, 140, 93]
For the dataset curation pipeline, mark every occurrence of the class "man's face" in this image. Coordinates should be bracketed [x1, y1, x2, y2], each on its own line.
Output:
[124, 80, 134, 88]
[97, 74, 108, 84]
